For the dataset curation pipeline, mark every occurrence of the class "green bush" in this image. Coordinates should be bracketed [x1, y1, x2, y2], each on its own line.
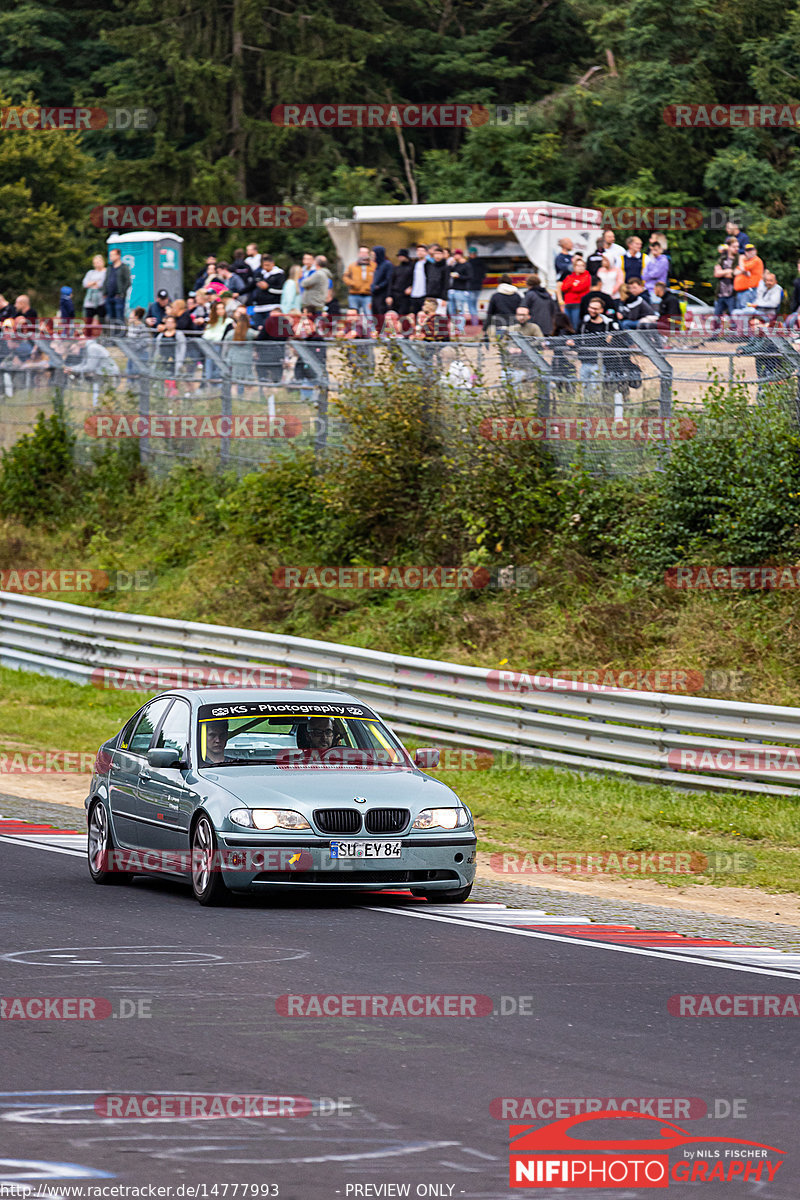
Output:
[80, 440, 147, 532]
[627, 383, 800, 572]
[0, 410, 78, 525]
[218, 450, 328, 555]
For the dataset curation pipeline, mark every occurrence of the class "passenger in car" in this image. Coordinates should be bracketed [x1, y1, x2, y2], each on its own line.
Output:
[203, 720, 230, 765]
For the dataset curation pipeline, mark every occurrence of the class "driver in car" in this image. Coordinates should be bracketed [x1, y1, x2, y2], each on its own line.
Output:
[202, 720, 230, 765]
[297, 716, 338, 752]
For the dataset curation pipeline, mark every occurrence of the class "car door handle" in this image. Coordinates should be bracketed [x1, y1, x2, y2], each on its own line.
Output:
[140, 769, 152, 781]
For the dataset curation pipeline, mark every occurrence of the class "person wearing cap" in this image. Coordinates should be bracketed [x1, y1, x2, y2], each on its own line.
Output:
[145, 289, 170, 331]
[465, 246, 485, 321]
[389, 249, 413, 316]
[447, 248, 471, 319]
[59, 286, 75, 321]
[733, 244, 763, 311]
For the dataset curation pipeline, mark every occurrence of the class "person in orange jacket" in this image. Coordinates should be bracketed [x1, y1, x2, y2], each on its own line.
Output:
[343, 246, 375, 317]
[733, 243, 763, 311]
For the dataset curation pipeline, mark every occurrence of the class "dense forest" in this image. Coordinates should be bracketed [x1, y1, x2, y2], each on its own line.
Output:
[1, 0, 800, 299]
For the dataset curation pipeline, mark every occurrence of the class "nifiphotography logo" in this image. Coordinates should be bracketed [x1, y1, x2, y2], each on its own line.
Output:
[508, 1110, 784, 1188]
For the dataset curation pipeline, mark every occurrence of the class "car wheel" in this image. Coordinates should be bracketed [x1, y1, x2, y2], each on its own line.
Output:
[87, 799, 131, 884]
[422, 884, 473, 903]
[191, 814, 228, 906]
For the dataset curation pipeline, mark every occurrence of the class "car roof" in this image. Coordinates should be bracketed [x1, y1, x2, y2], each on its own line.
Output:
[156, 688, 367, 707]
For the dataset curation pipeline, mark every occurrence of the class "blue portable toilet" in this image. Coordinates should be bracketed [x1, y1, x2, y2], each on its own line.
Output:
[106, 232, 184, 312]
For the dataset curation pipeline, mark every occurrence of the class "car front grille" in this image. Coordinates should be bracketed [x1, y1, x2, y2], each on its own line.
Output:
[252, 869, 461, 885]
[313, 809, 362, 835]
[364, 808, 410, 834]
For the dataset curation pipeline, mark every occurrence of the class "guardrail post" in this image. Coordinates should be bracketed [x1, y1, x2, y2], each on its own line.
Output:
[772, 335, 800, 429]
[629, 331, 673, 422]
[111, 337, 152, 466]
[220, 364, 232, 468]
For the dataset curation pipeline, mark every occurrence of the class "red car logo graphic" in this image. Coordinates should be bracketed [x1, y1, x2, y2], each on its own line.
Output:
[510, 1111, 783, 1154]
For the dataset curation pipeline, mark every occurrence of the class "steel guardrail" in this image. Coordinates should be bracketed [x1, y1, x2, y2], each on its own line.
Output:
[0, 591, 797, 796]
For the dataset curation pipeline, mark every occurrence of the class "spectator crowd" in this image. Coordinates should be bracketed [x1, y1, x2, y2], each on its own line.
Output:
[2, 221, 799, 397]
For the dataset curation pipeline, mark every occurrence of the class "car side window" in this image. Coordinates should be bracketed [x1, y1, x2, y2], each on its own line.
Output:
[118, 713, 141, 751]
[127, 698, 173, 756]
[155, 700, 191, 760]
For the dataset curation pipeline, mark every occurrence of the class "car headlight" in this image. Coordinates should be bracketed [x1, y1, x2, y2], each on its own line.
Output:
[412, 807, 471, 830]
[229, 808, 311, 831]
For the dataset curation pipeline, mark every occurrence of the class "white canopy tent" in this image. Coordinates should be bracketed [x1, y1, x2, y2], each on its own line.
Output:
[324, 202, 604, 290]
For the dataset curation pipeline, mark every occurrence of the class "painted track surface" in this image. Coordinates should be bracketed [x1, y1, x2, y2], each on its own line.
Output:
[0, 832, 797, 1198]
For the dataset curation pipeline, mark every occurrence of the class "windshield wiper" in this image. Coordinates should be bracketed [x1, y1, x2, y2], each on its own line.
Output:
[200, 757, 270, 768]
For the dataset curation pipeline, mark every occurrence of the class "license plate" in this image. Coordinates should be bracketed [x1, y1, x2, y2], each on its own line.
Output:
[330, 841, 402, 859]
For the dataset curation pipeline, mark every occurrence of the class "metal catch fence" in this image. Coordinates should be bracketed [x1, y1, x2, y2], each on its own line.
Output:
[1, 326, 799, 475]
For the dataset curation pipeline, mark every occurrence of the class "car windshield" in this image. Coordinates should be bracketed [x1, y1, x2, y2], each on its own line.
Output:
[196, 701, 409, 769]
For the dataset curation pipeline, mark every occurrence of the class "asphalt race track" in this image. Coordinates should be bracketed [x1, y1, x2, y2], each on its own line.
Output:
[0, 837, 797, 1199]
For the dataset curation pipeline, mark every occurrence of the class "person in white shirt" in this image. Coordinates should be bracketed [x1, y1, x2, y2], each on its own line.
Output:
[245, 243, 261, 272]
[739, 272, 784, 324]
[599, 228, 624, 273]
[597, 255, 624, 298]
[409, 244, 429, 315]
[63, 335, 120, 405]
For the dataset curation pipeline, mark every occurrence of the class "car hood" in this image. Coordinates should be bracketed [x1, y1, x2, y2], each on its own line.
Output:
[198, 765, 461, 810]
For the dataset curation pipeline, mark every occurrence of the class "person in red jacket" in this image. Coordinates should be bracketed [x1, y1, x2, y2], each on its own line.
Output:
[558, 256, 592, 330]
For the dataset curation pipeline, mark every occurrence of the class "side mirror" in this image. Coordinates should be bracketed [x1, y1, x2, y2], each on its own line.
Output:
[147, 747, 183, 769]
[414, 748, 440, 769]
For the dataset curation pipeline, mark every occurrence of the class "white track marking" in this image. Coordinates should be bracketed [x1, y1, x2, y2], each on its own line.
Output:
[371, 905, 800, 980]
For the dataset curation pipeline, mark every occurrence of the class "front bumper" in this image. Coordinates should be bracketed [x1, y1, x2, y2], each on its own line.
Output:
[217, 832, 477, 891]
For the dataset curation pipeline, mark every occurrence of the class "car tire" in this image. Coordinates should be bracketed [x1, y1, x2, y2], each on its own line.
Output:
[421, 884, 472, 903]
[191, 814, 229, 906]
[87, 798, 131, 884]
